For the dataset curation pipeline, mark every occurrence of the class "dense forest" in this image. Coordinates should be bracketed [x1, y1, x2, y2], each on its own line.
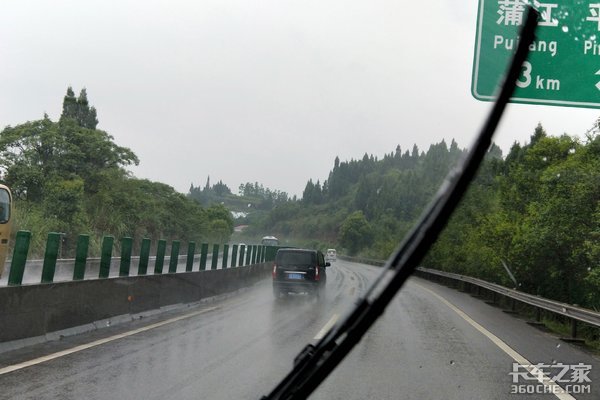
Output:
[243, 139, 471, 254]
[0, 88, 234, 256]
[429, 125, 600, 309]
[247, 125, 600, 309]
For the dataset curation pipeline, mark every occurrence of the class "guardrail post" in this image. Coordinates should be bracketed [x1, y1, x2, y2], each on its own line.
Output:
[99, 236, 114, 278]
[8, 230, 31, 286]
[571, 319, 578, 339]
[41, 232, 60, 283]
[503, 297, 518, 314]
[138, 238, 151, 275]
[251, 245, 257, 264]
[169, 240, 180, 273]
[485, 291, 498, 306]
[200, 243, 208, 270]
[154, 239, 166, 274]
[222, 244, 229, 269]
[246, 245, 252, 265]
[119, 237, 133, 277]
[186, 242, 196, 272]
[239, 245, 246, 267]
[73, 234, 89, 280]
[231, 245, 238, 268]
[211, 244, 219, 270]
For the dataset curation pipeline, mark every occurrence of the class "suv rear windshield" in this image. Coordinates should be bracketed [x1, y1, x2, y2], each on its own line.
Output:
[276, 251, 315, 266]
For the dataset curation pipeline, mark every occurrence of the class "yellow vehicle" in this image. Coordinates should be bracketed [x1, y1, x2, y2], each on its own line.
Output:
[0, 184, 13, 277]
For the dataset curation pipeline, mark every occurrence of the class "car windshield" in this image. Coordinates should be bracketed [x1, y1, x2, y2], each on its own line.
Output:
[0, 1, 599, 399]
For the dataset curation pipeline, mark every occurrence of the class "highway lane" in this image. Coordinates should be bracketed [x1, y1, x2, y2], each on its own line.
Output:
[0, 260, 598, 399]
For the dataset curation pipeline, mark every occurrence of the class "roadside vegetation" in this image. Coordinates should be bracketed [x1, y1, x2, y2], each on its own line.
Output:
[234, 125, 599, 310]
[0, 88, 234, 256]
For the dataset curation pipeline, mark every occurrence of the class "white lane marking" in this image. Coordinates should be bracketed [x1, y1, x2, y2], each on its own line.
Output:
[314, 314, 339, 340]
[0, 306, 219, 376]
[415, 283, 576, 400]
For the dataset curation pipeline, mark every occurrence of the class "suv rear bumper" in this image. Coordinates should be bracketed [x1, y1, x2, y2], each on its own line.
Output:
[273, 280, 322, 294]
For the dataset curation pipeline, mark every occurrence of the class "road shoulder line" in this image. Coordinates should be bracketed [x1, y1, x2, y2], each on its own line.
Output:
[415, 282, 576, 400]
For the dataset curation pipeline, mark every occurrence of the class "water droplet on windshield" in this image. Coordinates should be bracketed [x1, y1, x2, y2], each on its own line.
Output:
[450, 360, 455, 365]
[556, 343, 561, 349]
[561, 26, 569, 33]
[106, 320, 111, 327]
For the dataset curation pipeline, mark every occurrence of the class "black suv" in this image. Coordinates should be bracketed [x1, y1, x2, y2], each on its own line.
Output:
[272, 248, 330, 297]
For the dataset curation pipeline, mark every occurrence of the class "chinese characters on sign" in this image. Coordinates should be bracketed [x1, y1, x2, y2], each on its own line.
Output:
[472, 0, 600, 109]
[509, 362, 592, 395]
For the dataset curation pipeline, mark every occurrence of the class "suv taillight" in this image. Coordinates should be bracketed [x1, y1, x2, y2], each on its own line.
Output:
[314, 265, 320, 281]
[272, 263, 277, 279]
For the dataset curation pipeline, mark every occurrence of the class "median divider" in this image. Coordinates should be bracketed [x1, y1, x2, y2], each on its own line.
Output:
[0, 231, 282, 347]
[0, 262, 272, 345]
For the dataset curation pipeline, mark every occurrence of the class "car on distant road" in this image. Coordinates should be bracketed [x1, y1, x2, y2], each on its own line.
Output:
[326, 248, 337, 262]
[272, 248, 329, 297]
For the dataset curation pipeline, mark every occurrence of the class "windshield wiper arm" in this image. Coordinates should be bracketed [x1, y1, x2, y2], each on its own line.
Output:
[262, 7, 539, 400]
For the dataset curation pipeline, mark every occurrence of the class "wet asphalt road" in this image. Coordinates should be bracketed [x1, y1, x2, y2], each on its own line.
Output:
[0, 260, 599, 399]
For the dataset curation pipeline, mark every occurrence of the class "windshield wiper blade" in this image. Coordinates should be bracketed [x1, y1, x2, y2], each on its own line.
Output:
[262, 7, 539, 400]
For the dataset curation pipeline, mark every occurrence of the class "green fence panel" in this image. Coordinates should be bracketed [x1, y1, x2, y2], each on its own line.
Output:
[200, 243, 208, 270]
[8, 230, 31, 286]
[239, 245, 246, 267]
[138, 238, 151, 275]
[245, 245, 252, 265]
[186, 242, 196, 272]
[119, 237, 133, 277]
[73, 234, 89, 280]
[211, 244, 219, 270]
[154, 239, 166, 274]
[99, 236, 114, 278]
[251, 245, 257, 264]
[41, 232, 60, 283]
[169, 240, 180, 273]
[231, 244, 238, 268]
[222, 244, 229, 269]
[256, 245, 262, 264]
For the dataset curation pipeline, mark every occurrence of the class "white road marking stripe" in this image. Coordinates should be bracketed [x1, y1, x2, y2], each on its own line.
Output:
[314, 314, 339, 340]
[0, 306, 219, 376]
[415, 283, 576, 400]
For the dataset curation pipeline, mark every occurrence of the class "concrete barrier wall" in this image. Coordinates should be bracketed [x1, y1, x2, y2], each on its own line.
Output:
[0, 262, 271, 344]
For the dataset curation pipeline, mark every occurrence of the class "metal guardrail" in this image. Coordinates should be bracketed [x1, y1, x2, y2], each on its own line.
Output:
[340, 255, 600, 339]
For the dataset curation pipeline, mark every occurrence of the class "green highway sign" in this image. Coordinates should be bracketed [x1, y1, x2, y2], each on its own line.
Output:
[472, 0, 600, 109]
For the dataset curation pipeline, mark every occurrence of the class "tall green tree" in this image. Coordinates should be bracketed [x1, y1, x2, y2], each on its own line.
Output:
[339, 211, 373, 255]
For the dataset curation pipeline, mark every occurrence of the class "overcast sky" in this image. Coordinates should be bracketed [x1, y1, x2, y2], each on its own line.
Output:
[1, 0, 598, 197]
